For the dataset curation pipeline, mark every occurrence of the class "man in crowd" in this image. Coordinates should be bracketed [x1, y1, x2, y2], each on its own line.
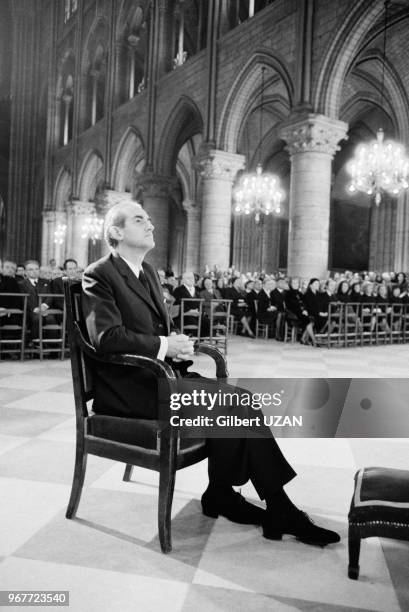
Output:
[18, 260, 52, 336]
[81, 199, 340, 547]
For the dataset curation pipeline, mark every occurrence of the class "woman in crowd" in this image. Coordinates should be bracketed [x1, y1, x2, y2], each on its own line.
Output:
[336, 280, 350, 304]
[374, 284, 391, 331]
[285, 277, 316, 344]
[199, 277, 223, 318]
[224, 277, 255, 337]
[303, 278, 328, 344]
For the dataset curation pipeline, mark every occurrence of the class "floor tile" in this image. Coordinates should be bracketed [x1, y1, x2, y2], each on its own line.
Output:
[0, 374, 68, 391]
[0, 406, 71, 437]
[5, 391, 74, 414]
[0, 477, 70, 555]
[0, 557, 189, 612]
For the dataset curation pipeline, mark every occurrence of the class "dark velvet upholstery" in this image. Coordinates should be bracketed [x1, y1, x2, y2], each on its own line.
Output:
[348, 467, 409, 579]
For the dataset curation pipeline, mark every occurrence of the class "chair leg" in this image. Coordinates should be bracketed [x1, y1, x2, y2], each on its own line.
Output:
[348, 525, 361, 579]
[66, 440, 87, 519]
[123, 463, 134, 481]
[158, 436, 177, 554]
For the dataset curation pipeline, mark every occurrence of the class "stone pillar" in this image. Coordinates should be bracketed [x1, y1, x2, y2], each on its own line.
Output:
[394, 192, 409, 271]
[69, 201, 95, 269]
[196, 149, 245, 271]
[135, 175, 172, 269]
[280, 114, 348, 278]
[53, 211, 68, 266]
[41, 211, 55, 265]
[182, 199, 201, 272]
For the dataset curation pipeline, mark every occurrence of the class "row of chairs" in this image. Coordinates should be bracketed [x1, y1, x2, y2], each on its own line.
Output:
[315, 302, 409, 348]
[0, 293, 67, 360]
[178, 298, 232, 354]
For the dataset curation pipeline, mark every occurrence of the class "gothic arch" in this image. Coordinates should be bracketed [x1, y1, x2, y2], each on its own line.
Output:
[217, 49, 293, 153]
[313, 1, 386, 119]
[53, 167, 72, 212]
[156, 95, 203, 176]
[343, 53, 409, 141]
[112, 127, 145, 192]
[77, 150, 104, 202]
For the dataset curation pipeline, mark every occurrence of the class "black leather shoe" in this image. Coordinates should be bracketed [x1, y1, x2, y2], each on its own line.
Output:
[263, 509, 340, 546]
[201, 488, 265, 525]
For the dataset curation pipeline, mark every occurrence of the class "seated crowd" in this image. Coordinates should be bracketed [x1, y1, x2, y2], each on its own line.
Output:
[1, 257, 409, 356]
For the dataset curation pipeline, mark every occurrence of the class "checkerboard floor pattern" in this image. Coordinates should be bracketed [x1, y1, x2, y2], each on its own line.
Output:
[1, 339, 409, 611]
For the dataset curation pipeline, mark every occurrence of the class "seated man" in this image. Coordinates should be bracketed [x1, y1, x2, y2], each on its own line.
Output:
[81, 199, 340, 547]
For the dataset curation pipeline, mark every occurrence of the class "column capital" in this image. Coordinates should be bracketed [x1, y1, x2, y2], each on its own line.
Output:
[195, 149, 245, 181]
[136, 173, 176, 199]
[182, 198, 200, 214]
[280, 113, 348, 157]
[70, 200, 96, 216]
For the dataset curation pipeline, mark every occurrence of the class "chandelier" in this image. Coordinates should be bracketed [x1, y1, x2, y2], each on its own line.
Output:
[347, 129, 409, 205]
[233, 164, 283, 221]
[81, 211, 104, 244]
[233, 66, 284, 222]
[54, 223, 67, 245]
[346, 1, 409, 205]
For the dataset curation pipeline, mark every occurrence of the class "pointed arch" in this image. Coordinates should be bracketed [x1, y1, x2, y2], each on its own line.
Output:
[157, 95, 204, 176]
[53, 166, 72, 212]
[112, 127, 145, 192]
[217, 49, 293, 153]
[77, 150, 104, 202]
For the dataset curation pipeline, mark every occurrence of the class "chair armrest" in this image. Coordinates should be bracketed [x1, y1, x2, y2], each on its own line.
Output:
[195, 342, 228, 378]
[95, 353, 179, 422]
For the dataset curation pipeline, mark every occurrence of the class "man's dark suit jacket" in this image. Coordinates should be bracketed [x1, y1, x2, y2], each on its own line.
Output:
[17, 278, 52, 315]
[82, 252, 171, 418]
[0, 275, 21, 309]
[173, 284, 201, 309]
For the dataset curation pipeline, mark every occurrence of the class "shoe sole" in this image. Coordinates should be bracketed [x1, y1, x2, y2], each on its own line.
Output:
[202, 504, 264, 525]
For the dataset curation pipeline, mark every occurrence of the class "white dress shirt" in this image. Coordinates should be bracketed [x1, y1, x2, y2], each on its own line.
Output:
[120, 256, 168, 361]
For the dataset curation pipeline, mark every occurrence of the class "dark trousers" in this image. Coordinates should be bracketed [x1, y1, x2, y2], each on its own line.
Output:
[178, 376, 296, 500]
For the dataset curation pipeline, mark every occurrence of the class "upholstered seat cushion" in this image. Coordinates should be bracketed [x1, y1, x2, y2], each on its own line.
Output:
[87, 414, 205, 451]
[349, 467, 409, 525]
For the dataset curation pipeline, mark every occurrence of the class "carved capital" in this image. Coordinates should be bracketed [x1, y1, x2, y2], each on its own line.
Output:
[183, 199, 200, 214]
[136, 174, 175, 200]
[69, 200, 96, 216]
[280, 113, 348, 157]
[195, 149, 245, 181]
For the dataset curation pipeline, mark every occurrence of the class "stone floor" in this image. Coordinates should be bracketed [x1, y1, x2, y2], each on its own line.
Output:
[0, 338, 409, 611]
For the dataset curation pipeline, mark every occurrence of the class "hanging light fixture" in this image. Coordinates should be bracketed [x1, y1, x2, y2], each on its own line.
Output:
[346, 1, 409, 205]
[54, 222, 67, 245]
[81, 209, 104, 244]
[233, 66, 284, 222]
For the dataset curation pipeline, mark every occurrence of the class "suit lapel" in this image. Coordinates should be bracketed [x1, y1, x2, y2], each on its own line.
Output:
[143, 262, 170, 334]
[111, 253, 163, 320]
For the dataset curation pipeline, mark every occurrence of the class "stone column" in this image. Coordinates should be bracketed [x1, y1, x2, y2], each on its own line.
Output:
[196, 149, 245, 271]
[135, 174, 172, 269]
[394, 192, 409, 271]
[182, 199, 201, 272]
[41, 211, 55, 265]
[69, 201, 95, 269]
[280, 114, 348, 278]
[53, 211, 68, 266]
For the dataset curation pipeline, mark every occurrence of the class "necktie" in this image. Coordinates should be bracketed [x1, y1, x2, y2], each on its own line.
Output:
[139, 270, 151, 296]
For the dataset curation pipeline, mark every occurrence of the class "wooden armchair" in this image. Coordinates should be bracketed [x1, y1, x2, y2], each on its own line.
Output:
[63, 279, 228, 553]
